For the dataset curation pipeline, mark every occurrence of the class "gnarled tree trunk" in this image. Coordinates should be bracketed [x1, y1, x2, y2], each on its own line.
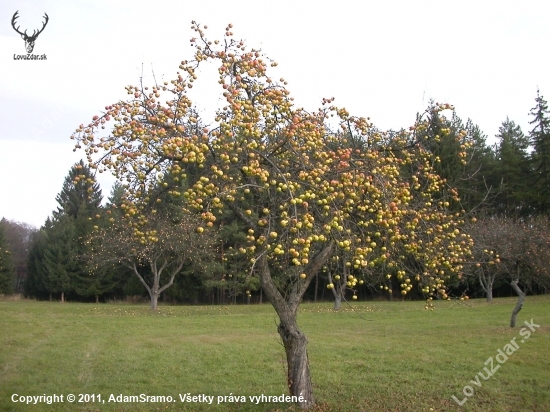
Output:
[510, 279, 525, 328]
[257, 242, 334, 409]
[278, 317, 313, 408]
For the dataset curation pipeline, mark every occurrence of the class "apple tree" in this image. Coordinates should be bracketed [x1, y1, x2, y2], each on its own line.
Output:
[465, 216, 550, 324]
[71, 22, 472, 408]
[86, 192, 215, 310]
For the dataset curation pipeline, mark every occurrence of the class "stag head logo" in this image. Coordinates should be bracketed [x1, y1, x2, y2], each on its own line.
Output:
[11, 11, 49, 54]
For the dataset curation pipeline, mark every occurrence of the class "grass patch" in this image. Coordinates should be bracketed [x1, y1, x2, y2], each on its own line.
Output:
[1, 296, 549, 411]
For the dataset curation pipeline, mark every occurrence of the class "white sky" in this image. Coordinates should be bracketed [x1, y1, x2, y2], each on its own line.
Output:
[1, 0, 549, 228]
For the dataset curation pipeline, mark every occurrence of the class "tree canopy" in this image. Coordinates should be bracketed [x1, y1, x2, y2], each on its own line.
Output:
[70, 22, 474, 407]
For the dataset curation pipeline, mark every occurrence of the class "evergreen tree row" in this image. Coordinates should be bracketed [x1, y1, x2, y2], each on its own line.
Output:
[12, 91, 550, 303]
[420, 90, 550, 217]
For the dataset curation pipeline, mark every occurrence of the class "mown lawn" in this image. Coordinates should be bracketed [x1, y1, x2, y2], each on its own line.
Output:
[0, 296, 549, 411]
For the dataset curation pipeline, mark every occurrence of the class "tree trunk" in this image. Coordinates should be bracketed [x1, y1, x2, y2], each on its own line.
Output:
[151, 262, 161, 310]
[486, 288, 493, 303]
[333, 293, 342, 311]
[328, 273, 342, 311]
[314, 273, 318, 303]
[255, 243, 333, 409]
[478, 269, 494, 303]
[150, 291, 159, 310]
[510, 280, 525, 328]
[278, 319, 314, 409]
[128, 259, 183, 311]
[60, 291, 65, 303]
[95, 295, 99, 304]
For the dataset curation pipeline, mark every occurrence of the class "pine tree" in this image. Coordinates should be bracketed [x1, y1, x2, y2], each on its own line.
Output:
[529, 89, 550, 215]
[0, 222, 15, 294]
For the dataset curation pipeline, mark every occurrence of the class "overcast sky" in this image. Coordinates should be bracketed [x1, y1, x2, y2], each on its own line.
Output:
[1, 0, 549, 229]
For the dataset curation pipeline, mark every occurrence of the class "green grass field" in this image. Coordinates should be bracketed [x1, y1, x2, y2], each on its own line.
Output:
[1, 296, 549, 412]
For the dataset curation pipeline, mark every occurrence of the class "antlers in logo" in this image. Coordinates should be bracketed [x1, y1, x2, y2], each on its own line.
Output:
[11, 11, 49, 54]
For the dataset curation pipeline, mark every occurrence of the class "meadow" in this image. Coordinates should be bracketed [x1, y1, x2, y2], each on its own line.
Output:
[0, 296, 549, 412]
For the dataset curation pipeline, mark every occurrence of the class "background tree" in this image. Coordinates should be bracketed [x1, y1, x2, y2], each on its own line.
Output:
[465, 217, 507, 302]
[465, 216, 550, 303]
[53, 160, 108, 300]
[416, 103, 495, 213]
[23, 161, 106, 302]
[202, 205, 262, 305]
[42, 215, 77, 302]
[0, 221, 15, 294]
[517, 218, 550, 293]
[54, 159, 102, 220]
[87, 204, 214, 310]
[492, 118, 532, 216]
[0, 219, 36, 293]
[89, 181, 133, 301]
[529, 90, 550, 215]
[25, 229, 49, 299]
[71, 22, 473, 408]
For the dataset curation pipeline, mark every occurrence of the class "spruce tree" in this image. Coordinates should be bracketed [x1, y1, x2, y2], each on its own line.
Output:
[416, 103, 494, 213]
[42, 215, 77, 302]
[458, 117, 496, 212]
[54, 160, 102, 220]
[494, 117, 532, 216]
[0, 222, 15, 294]
[25, 229, 49, 299]
[51, 160, 107, 299]
[1, 219, 36, 293]
[529, 90, 550, 215]
[75, 182, 126, 302]
[107, 181, 125, 209]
